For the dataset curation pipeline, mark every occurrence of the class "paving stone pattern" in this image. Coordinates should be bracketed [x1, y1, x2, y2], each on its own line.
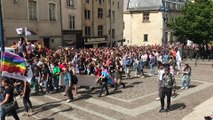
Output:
[7, 63, 213, 120]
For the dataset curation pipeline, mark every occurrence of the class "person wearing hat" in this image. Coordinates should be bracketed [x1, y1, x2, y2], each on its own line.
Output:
[159, 68, 175, 113]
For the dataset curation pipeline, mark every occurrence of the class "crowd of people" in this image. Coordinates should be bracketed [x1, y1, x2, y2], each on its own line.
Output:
[0, 37, 195, 119]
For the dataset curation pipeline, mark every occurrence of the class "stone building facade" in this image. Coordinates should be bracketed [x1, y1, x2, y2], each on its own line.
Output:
[123, 0, 186, 46]
[2, 0, 62, 49]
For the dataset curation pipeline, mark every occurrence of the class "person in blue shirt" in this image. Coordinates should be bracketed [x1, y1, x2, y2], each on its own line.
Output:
[98, 66, 110, 97]
[62, 67, 73, 103]
[123, 56, 131, 79]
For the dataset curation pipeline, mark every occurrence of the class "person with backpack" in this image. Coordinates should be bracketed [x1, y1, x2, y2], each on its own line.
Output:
[114, 61, 125, 90]
[159, 68, 176, 113]
[98, 66, 110, 97]
[62, 67, 73, 103]
[181, 63, 191, 90]
[71, 72, 78, 96]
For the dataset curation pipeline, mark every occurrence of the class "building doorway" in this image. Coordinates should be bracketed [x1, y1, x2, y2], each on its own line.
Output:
[43, 38, 50, 48]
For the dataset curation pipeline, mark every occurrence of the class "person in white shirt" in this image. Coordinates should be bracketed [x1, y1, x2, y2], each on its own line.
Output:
[176, 48, 182, 75]
[156, 63, 165, 101]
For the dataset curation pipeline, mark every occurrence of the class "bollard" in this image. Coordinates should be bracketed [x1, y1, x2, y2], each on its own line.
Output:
[202, 56, 204, 61]
[208, 56, 210, 61]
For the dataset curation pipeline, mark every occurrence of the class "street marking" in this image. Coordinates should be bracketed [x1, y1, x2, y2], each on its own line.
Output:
[87, 80, 213, 116]
[44, 95, 117, 120]
[30, 98, 81, 120]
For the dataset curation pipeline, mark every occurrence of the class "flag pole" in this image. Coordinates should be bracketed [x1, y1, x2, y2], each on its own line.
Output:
[0, 0, 5, 52]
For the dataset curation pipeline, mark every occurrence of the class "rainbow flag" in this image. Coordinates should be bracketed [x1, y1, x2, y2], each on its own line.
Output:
[1, 52, 26, 75]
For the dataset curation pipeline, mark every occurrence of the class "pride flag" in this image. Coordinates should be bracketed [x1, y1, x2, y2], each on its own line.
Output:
[1, 51, 26, 75]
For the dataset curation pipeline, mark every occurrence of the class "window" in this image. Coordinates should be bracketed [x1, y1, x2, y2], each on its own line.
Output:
[84, 10, 90, 19]
[66, 0, 75, 8]
[143, 13, 150, 22]
[112, 29, 115, 38]
[85, 26, 91, 36]
[112, 11, 115, 22]
[99, 0, 102, 4]
[69, 15, 75, 29]
[117, 2, 119, 9]
[98, 8, 103, 18]
[86, 0, 89, 3]
[98, 25, 103, 37]
[28, 0, 37, 20]
[144, 34, 148, 42]
[49, 3, 56, 21]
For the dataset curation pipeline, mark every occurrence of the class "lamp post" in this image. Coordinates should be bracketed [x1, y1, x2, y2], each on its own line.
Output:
[160, 1, 168, 53]
[0, 0, 4, 52]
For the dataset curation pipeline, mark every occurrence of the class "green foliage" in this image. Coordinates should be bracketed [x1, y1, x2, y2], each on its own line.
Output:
[168, 0, 213, 44]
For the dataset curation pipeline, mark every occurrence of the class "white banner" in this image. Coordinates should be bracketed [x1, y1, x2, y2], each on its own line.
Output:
[24, 27, 31, 36]
[16, 28, 23, 35]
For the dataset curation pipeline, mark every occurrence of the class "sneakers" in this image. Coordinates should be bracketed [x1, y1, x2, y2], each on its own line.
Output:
[185, 87, 188, 89]
[165, 109, 170, 112]
[181, 87, 185, 90]
[159, 108, 165, 113]
[66, 99, 72, 103]
[155, 97, 160, 101]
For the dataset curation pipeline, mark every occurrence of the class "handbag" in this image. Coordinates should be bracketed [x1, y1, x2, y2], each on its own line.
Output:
[4, 99, 19, 113]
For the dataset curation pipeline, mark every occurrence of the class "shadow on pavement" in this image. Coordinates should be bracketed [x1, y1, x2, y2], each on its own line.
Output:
[39, 118, 55, 120]
[189, 84, 197, 88]
[51, 107, 73, 116]
[131, 81, 143, 85]
[170, 103, 186, 111]
[31, 104, 61, 116]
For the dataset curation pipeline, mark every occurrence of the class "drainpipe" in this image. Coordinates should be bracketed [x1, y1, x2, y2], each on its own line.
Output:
[59, 0, 63, 46]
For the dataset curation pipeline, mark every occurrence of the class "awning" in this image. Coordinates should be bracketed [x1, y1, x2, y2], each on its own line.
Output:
[84, 41, 108, 45]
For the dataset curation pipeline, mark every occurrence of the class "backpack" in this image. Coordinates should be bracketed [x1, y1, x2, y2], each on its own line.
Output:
[71, 74, 78, 84]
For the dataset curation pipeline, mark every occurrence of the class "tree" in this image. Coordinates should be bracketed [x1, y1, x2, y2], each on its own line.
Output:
[168, 0, 213, 45]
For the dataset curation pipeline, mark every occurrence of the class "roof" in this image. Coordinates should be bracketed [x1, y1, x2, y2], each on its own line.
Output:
[126, 0, 186, 12]
[128, 0, 162, 11]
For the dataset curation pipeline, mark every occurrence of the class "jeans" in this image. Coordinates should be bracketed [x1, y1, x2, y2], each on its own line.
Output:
[54, 78, 59, 91]
[0, 94, 3, 117]
[182, 75, 190, 88]
[32, 78, 39, 93]
[150, 64, 155, 76]
[65, 86, 73, 100]
[23, 87, 32, 112]
[99, 80, 109, 96]
[124, 67, 130, 79]
[160, 87, 172, 110]
[1, 107, 20, 120]
[45, 79, 53, 93]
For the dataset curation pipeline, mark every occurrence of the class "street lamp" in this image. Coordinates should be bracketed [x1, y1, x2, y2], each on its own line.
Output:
[160, 1, 168, 53]
[0, 0, 5, 52]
